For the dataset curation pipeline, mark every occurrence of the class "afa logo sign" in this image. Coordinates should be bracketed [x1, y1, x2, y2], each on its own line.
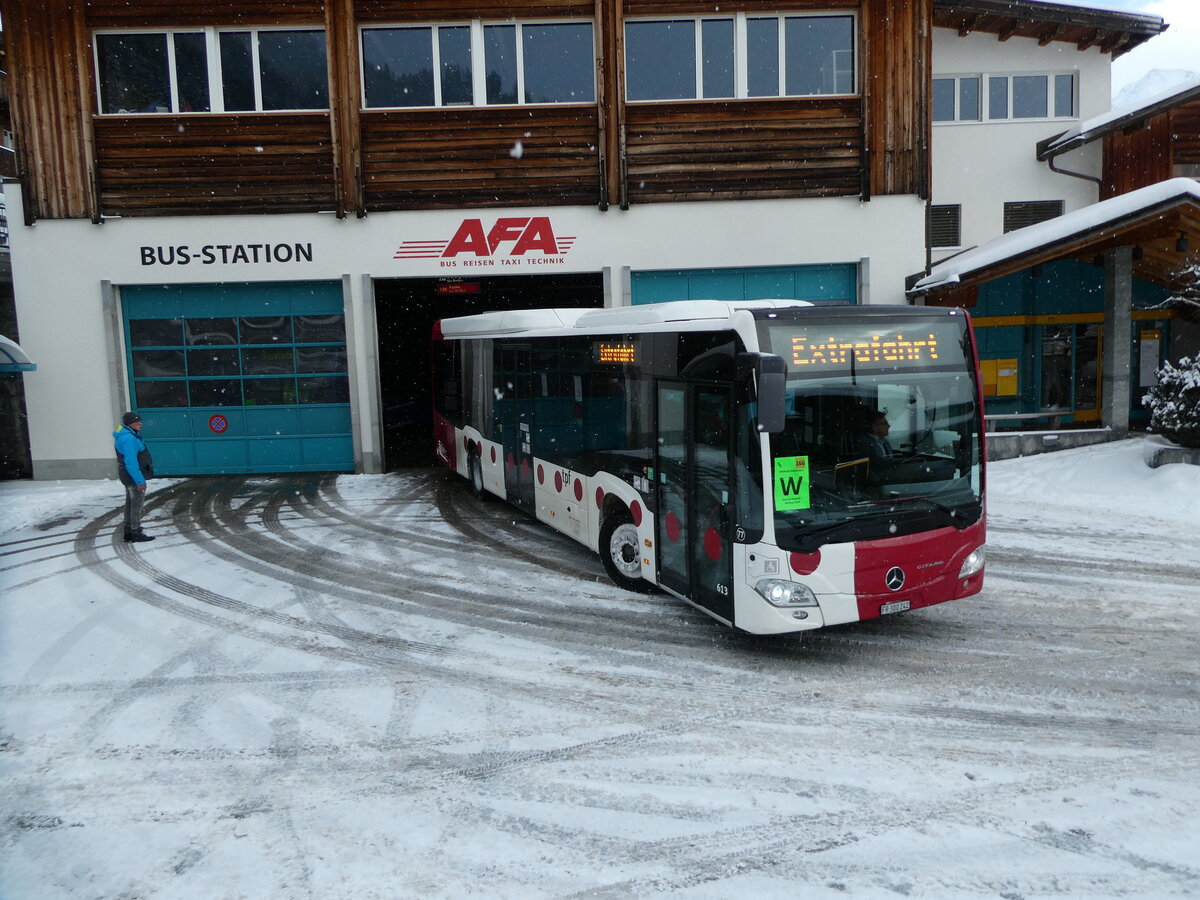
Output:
[394, 217, 576, 269]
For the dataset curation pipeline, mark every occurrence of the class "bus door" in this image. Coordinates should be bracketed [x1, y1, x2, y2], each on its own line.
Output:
[498, 344, 536, 511]
[656, 382, 735, 622]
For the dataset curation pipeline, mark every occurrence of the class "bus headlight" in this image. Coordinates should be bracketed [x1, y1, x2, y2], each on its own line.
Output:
[755, 578, 818, 608]
[959, 546, 985, 579]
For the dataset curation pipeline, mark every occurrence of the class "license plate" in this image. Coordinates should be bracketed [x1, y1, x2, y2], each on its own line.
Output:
[880, 599, 911, 615]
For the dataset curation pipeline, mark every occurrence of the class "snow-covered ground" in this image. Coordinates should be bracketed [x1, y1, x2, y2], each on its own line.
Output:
[2, 438, 1198, 899]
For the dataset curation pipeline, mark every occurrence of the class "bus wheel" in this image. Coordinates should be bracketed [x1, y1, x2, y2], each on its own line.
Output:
[600, 510, 654, 593]
[468, 451, 485, 499]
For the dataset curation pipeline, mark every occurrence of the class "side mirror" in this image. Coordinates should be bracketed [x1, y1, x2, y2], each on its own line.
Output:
[738, 353, 787, 433]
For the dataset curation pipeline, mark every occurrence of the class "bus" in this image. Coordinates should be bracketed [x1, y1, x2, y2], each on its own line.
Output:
[432, 300, 985, 635]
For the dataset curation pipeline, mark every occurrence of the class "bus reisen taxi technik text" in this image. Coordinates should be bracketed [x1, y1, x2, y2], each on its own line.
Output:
[432, 300, 985, 635]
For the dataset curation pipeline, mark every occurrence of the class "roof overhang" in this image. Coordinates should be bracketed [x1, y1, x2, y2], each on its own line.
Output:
[1038, 77, 1200, 159]
[933, 0, 1167, 58]
[0, 335, 37, 373]
[909, 178, 1200, 302]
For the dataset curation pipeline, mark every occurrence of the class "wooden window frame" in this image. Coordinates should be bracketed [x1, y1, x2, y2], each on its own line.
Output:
[93, 26, 330, 115]
[358, 19, 598, 111]
[624, 12, 858, 104]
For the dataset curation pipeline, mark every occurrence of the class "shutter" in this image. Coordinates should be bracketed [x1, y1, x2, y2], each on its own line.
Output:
[928, 204, 961, 248]
[1003, 200, 1064, 233]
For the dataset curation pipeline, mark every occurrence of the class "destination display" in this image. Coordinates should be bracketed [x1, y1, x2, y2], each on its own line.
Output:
[594, 341, 639, 365]
[787, 331, 942, 368]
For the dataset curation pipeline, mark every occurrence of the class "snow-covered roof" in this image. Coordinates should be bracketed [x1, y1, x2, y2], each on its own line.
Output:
[1040, 74, 1200, 158]
[910, 178, 1200, 294]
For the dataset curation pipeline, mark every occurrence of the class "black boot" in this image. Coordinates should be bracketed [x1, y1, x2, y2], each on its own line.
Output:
[125, 530, 155, 543]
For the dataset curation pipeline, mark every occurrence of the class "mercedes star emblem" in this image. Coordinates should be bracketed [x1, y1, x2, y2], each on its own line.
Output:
[885, 567, 906, 591]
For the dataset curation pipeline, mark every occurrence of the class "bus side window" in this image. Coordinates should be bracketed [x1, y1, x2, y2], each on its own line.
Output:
[433, 339, 462, 426]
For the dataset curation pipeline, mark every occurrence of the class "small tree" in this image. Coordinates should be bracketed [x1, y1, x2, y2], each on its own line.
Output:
[1143, 356, 1200, 448]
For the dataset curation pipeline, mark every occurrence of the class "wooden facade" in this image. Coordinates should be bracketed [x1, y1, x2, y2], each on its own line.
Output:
[1103, 99, 1200, 199]
[1, 0, 934, 221]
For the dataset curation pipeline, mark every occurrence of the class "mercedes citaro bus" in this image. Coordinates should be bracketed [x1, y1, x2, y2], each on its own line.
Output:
[433, 300, 985, 635]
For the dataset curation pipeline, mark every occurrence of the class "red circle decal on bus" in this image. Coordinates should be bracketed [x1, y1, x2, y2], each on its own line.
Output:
[790, 550, 822, 575]
[490, 446, 497, 464]
[704, 528, 723, 561]
[537, 464, 544, 485]
[574, 479, 584, 502]
[595, 487, 605, 509]
[554, 472, 563, 493]
[665, 512, 681, 543]
[630, 501, 643, 527]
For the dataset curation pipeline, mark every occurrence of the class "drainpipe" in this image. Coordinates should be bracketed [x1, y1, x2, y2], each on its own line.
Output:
[1036, 133, 1103, 187]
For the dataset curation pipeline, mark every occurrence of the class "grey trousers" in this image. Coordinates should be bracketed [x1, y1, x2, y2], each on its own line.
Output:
[123, 483, 145, 534]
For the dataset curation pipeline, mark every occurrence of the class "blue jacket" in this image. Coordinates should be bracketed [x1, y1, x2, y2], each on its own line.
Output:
[113, 425, 148, 486]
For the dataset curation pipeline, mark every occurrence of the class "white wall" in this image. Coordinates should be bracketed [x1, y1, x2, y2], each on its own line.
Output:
[931, 29, 1112, 260]
[4, 185, 924, 477]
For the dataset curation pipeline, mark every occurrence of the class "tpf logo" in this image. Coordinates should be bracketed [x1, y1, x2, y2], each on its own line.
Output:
[395, 217, 576, 267]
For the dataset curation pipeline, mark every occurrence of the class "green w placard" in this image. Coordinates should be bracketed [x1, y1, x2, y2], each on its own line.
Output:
[774, 456, 811, 511]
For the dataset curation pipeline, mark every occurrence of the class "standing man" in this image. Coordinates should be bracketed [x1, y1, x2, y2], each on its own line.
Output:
[113, 412, 155, 543]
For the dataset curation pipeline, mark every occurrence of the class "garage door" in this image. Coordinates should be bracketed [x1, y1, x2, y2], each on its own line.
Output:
[122, 281, 353, 475]
[631, 264, 857, 305]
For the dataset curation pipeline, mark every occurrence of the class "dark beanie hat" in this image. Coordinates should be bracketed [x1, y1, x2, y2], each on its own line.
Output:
[122, 412, 142, 426]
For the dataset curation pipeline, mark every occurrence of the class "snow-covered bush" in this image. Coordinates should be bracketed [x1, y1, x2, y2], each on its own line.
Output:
[1143, 356, 1200, 448]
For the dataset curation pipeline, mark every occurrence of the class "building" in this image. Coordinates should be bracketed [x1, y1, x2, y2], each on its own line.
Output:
[1, 27, 37, 479]
[0, 0, 1171, 479]
[928, 0, 1166, 263]
[914, 57, 1200, 436]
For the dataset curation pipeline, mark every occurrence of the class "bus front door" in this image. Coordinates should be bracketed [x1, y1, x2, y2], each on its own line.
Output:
[656, 382, 734, 623]
[498, 345, 535, 511]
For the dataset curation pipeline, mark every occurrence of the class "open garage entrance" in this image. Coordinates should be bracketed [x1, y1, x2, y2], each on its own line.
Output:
[375, 273, 604, 468]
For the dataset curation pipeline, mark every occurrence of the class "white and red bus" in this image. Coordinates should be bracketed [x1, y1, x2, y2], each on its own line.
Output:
[432, 300, 985, 635]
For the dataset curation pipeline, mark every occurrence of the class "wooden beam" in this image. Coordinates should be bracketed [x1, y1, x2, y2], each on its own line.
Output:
[596, 0, 622, 210]
[1100, 31, 1129, 54]
[325, 0, 362, 218]
[997, 18, 1026, 42]
[1038, 24, 1065, 46]
[1077, 28, 1102, 51]
[958, 13, 978, 37]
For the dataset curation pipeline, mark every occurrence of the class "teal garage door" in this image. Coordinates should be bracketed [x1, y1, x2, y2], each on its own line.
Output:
[632, 264, 857, 305]
[122, 281, 353, 475]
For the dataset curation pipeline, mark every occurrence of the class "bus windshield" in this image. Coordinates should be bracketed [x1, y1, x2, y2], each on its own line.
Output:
[757, 313, 983, 552]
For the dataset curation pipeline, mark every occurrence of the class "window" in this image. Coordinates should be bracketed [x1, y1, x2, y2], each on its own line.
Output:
[934, 72, 1075, 124]
[1003, 200, 1064, 233]
[626, 13, 855, 102]
[932, 76, 980, 122]
[928, 205, 961, 248]
[361, 20, 595, 108]
[988, 73, 1074, 120]
[128, 314, 348, 409]
[95, 28, 328, 114]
